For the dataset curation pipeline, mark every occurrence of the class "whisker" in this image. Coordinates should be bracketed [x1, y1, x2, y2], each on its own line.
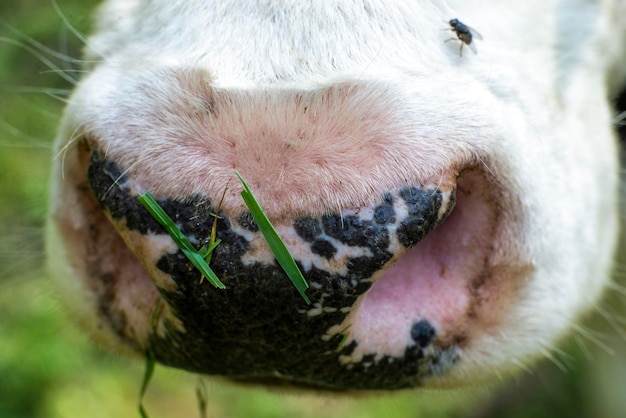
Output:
[58, 19, 70, 59]
[40, 69, 89, 76]
[1, 85, 72, 96]
[44, 92, 71, 104]
[0, 118, 52, 148]
[609, 263, 626, 278]
[605, 280, 626, 297]
[573, 333, 594, 362]
[55, 124, 85, 180]
[476, 155, 496, 177]
[571, 323, 616, 356]
[102, 160, 142, 200]
[52, 0, 106, 59]
[594, 304, 626, 338]
[538, 346, 570, 373]
[434, 170, 444, 191]
[0, 37, 77, 85]
[536, 335, 577, 373]
[11, 94, 66, 120]
[510, 358, 534, 375]
[2, 22, 84, 65]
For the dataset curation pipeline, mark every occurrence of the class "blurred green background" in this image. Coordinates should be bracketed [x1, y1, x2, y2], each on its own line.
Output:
[1, 1, 625, 417]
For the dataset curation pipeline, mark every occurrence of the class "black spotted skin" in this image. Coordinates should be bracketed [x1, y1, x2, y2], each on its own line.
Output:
[87, 150, 458, 390]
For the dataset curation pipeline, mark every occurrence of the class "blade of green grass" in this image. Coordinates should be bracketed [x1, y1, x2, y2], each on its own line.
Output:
[196, 377, 208, 418]
[151, 299, 164, 331]
[199, 239, 222, 265]
[235, 172, 310, 304]
[138, 351, 156, 418]
[208, 186, 228, 263]
[336, 324, 352, 351]
[138, 192, 226, 289]
[337, 333, 350, 351]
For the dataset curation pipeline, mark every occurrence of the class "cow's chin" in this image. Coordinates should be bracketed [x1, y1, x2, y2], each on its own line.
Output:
[46, 135, 535, 391]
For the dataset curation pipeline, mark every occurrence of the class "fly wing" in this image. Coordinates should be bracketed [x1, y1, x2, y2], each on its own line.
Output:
[468, 26, 483, 41]
[467, 25, 482, 54]
[467, 41, 478, 54]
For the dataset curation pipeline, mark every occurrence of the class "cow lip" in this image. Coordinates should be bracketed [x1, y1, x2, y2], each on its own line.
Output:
[85, 148, 458, 298]
[333, 168, 503, 366]
[53, 141, 515, 389]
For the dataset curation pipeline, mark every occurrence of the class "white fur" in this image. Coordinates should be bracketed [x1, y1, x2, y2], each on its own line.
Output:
[48, 0, 626, 388]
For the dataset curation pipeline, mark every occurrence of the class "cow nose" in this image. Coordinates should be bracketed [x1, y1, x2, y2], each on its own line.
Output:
[86, 149, 455, 386]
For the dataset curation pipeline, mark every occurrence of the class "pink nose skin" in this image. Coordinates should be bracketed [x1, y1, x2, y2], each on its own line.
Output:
[87, 149, 456, 390]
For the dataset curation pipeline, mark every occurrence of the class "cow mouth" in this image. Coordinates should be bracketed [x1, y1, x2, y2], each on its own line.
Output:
[51, 141, 515, 391]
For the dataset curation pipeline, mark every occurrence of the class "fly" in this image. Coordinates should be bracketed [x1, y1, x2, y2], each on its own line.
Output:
[446, 18, 483, 56]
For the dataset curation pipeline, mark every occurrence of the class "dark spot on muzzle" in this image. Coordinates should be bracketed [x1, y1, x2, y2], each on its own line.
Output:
[310, 238, 338, 259]
[411, 320, 436, 348]
[86, 150, 457, 390]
